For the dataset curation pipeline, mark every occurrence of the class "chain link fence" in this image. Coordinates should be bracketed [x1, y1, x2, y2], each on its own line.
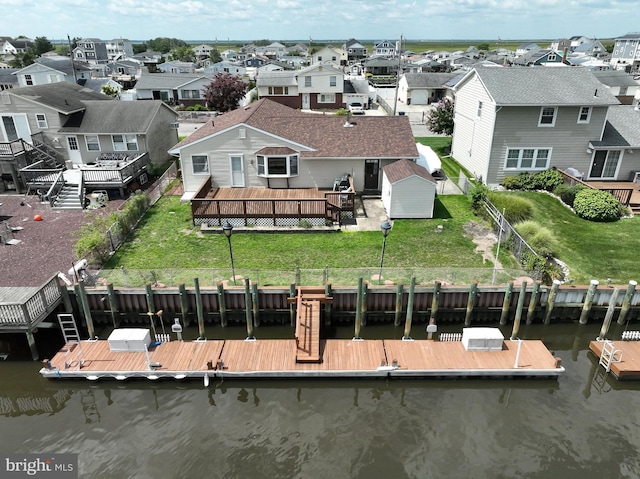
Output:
[92, 266, 532, 288]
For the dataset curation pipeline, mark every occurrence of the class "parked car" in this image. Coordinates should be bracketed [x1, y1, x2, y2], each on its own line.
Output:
[348, 102, 364, 115]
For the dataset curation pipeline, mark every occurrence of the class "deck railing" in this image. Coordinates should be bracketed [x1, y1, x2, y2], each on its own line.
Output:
[0, 274, 62, 329]
[79, 152, 149, 186]
[20, 160, 64, 184]
[191, 178, 355, 226]
[556, 167, 633, 206]
[0, 139, 29, 158]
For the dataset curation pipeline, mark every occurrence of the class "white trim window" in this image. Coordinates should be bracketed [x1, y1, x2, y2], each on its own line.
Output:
[505, 148, 551, 170]
[180, 89, 200, 99]
[577, 106, 592, 124]
[35, 113, 48, 129]
[85, 135, 100, 151]
[329, 76, 337, 87]
[547, 52, 557, 61]
[304, 76, 311, 87]
[25, 74, 33, 86]
[112, 134, 138, 151]
[256, 154, 299, 177]
[318, 93, 335, 103]
[268, 86, 289, 95]
[192, 154, 209, 175]
[538, 107, 557, 127]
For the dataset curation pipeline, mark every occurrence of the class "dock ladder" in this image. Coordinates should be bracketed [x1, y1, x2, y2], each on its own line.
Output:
[598, 340, 623, 373]
[57, 313, 85, 369]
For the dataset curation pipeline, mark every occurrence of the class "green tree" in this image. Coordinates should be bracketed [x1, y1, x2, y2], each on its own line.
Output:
[101, 85, 120, 98]
[203, 73, 248, 112]
[133, 43, 148, 54]
[34, 36, 53, 56]
[426, 98, 455, 136]
[169, 45, 195, 62]
[477, 42, 490, 51]
[147, 37, 187, 54]
[8, 50, 36, 68]
[209, 48, 222, 63]
[255, 39, 271, 46]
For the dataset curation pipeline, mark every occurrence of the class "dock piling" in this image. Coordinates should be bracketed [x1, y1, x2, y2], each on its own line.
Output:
[427, 281, 441, 340]
[289, 283, 296, 327]
[216, 282, 227, 327]
[394, 283, 404, 327]
[251, 282, 260, 327]
[526, 281, 540, 325]
[579, 280, 599, 325]
[145, 282, 156, 317]
[244, 278, 254, 340]
[500, 281, 514, 326]
[194, 278, 205, 339]
[354, 277, 363, 340]
[106, 282, 119, 328]
[361, 281, 368, 326]
[544, 280, 561, 325]
[403, 276, 416, 340]
[617, 280, 637, 325]
[324, 283, 332, 326]
[465, 280, 478, 326]
[511, 281, 527, 340]
[178, 283, 189, 327]
[77, 281, 95, 339]
[597, 288, 620, 340]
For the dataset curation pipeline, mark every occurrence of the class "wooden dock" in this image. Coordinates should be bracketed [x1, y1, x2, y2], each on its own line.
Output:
[589, 340, 640, 380]
[291, 286, 331, 363]
[40, 336, 564, 380]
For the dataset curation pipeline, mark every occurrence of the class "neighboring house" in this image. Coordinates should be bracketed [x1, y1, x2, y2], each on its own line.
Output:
[129, 51, 164, 68]
[611, 32, 640, 74]
[1, 82, 176, 165]
[193, 44, 214, 58]
[80, 78, 123, 96]
[220, 49, 239, 61]
[157, 61, 197, 74]
[0, 68, 18, 90]
[0, 38, 34, 56]
[13, 58, 92, 87]
[398, 72, 458, 105]
[342, 39, 367, 63]
[549, 38, 572, 52]
[373, 40, 397, 58]
[451, 67, 621, 187]
[382, 159, 436, 219]
[567, 56, 612, 71]
[515, 43, 541, 57]
[203, 62, 246, 76]
[168, 98, 418, 196]
[257, 63, 345, 110]
[592, 70, 640, 105]
[104, 60, 141, 77]
[572, 40, 607, 57]
[312, 46, 347, 66]
[589, 105, 640, 179]
[363, 57, 400, 76]
[134, 73, 213, 107]
[512, 49, 568, 66]
[73, 38, 133, 64]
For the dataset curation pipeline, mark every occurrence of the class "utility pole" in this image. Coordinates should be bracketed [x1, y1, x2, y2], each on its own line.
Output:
[392, 34, 402, 116]
[67, 34, 77, 84]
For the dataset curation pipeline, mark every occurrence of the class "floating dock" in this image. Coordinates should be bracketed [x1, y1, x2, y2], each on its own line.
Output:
[40, 337, 564, 380]
[589, 340, 640, 380]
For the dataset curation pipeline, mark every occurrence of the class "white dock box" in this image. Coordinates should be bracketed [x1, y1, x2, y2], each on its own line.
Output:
[108, 328, 151, 352]
[462, 327, 504, 351]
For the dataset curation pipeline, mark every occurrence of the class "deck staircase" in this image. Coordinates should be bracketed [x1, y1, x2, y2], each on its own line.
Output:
[28, 139, 64, 169]
[52, 183, 83, 209]
[57, 314, 85, 369]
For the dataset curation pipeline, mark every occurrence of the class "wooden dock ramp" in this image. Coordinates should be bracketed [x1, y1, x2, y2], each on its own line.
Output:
[289, 286, 332, 363]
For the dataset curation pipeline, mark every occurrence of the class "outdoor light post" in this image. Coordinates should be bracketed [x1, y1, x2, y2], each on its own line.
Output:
[222, 222, 236, 285]
[378, 220, 393, 285]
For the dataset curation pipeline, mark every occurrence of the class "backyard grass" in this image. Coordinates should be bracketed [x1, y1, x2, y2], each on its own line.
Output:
[415, 137, 475, 182]
[104, 195, 492, 283]
[490, 191, 640, 284]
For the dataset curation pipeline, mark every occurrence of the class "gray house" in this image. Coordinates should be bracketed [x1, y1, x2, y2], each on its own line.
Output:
[398, 73, 458, 105]
[451, 67, 628, 186]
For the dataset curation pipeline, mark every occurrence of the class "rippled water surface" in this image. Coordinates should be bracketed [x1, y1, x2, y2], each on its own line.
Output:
[1, 323, 640, 478]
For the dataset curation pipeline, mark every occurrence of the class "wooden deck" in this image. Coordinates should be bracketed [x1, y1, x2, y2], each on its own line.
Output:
[292, 287, 332, 363]
[40, 335, 564, 380]
[211, 187, 326, 200]
[589, 340, 640, 380]
[588, 181, 640, 209]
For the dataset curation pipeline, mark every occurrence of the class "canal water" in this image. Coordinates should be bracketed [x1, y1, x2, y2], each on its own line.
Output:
[1, 322, 640, 478]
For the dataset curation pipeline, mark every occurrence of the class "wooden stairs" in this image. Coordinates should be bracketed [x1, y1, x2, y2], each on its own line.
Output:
[289, 286, 332, 364]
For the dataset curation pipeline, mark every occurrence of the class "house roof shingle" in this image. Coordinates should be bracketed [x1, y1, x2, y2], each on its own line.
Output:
[170, 99, 418, 160]
[384, 159, 434, 184]
[469, 66, 620, 106]
[59, 100, 175, 134]
[403, 72, 459, 89]
[595, 106, 640, 148]
[592, 70, 640, 88]
[134, 73, 212, 90]
[9, 82, 111, 114]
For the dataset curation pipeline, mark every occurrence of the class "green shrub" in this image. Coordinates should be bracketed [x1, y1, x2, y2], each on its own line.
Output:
[553, 183, 585, 207]
[469, 183, 489, 211]
[501, 176, 523, 190]
[573, 189, 621, 222]
[488, 192, 534, 224]
[335, 108, 348, 116]
[515, 220, 558, 257]
[531, 169, 563, 191]
[186, 104, 208, 111]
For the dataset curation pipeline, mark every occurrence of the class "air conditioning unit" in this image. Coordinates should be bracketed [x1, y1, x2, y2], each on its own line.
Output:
[169, 122, 179, 129]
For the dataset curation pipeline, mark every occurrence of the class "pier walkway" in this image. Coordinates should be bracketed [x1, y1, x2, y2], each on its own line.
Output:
[291, 287, 332, 364]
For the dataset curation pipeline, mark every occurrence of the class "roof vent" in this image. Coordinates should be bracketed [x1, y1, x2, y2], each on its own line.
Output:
[594, 88, 598, 97]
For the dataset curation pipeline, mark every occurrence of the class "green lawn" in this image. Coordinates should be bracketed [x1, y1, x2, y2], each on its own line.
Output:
[104, 195, 492, 285]
[490, 191, 640, 284]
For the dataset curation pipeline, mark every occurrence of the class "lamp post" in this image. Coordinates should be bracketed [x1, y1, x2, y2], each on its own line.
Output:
[378, 220, 392, 285]
[222, 222, 236, 285]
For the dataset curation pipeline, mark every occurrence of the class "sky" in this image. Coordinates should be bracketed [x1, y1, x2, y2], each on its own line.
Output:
[1, 0, 638, 43]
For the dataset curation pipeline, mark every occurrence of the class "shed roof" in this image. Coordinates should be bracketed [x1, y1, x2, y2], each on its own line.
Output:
[384, 159, 434, 184]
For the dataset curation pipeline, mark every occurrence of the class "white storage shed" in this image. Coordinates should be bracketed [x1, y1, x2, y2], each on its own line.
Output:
[381, 159, 436, 219]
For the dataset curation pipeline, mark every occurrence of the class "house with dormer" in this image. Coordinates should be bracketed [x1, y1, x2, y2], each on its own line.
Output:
[512, 49, 567, 66]
[611, 33, 640, 74]
[312, 46, 347, 66]
[451, 67, 632, 187]
[73, 38, 133, 65]
[257, 63, 345, 110]
[373, 40, 397, 58]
